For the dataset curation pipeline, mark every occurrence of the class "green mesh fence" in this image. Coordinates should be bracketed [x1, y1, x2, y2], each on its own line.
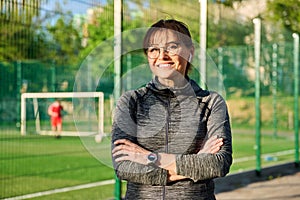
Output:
[0, 0, 299, 199]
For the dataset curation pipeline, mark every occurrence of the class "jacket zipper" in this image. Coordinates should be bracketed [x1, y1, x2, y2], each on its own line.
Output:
[165, 96, 170, 153]
[163, 94, 171, 200]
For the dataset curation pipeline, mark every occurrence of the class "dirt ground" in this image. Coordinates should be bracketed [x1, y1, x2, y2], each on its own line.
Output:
[214, 162, 300, 200]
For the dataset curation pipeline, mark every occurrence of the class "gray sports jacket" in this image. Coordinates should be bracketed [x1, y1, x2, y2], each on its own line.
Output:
[112, 77, 232, 200]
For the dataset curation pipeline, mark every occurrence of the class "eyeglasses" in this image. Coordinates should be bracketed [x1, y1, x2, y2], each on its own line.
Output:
[146, 42, 181, 59]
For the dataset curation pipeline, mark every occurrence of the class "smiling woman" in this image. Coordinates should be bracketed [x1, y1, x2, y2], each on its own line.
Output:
[143, 20, 194, 87]
[145, 30, 191, 87]
[111, 19, 232, 200]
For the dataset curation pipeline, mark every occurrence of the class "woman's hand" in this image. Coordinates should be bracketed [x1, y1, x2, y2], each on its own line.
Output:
[112, 139, 150, 165]
[168, 136, 223, 182]
[112, 136, 224, 182]
[198, 136, 223, 154]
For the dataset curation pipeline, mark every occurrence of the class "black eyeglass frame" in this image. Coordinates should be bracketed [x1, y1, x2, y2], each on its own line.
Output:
[146, 42, 181, 59]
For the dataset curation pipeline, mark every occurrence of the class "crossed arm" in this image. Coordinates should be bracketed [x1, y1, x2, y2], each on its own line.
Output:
[112, 136, 223, 182]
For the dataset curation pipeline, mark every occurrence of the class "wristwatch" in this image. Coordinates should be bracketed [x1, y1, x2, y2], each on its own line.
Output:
[147, 152, 158, 166]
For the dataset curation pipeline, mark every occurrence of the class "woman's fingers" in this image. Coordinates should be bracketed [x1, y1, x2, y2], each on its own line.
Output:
[211, 138, 223, 153]
[198, 136, 223, 154]
[114, 139, 135, 147]
[210, 140, 223, 154]
[112, 142, 134, 154]
[112, 139, 150, 164]
[113, 139, 148, 154]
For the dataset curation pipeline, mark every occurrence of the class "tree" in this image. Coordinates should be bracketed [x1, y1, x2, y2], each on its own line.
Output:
[0, 0, 48, 61]
[43, 1, 83, 67]
[79, 2, 114, 61]
[266, 0, 300, 34]
[47, 15, 82, 66]
[127, 0, 252, 47]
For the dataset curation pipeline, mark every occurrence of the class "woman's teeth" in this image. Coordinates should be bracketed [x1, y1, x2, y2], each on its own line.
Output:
[157, 64, 172, 68]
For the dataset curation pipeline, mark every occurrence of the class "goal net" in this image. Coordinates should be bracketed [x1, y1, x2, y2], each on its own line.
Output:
[20, 92, 104, 137]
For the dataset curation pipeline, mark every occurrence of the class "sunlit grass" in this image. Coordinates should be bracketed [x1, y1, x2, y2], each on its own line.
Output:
[0, 126, 298, 199]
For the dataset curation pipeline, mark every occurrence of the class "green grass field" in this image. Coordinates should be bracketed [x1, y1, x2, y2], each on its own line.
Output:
[0, 132, 116, 199]
[1, 96, 299, 199]
[0, 128, 298, 199]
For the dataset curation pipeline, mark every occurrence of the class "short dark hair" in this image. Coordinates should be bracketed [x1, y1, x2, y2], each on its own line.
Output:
[143, 19, 193, 76]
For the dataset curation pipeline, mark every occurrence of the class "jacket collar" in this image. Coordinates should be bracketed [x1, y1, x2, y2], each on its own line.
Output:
[146, 76, 209, 98]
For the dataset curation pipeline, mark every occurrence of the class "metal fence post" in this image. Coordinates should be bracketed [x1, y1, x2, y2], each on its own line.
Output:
[16, 61, 22, 128]
[272, 43, 278, 138]
[293, 33, 299, 167]
[253, 18, 261, 176]
[114, 0, 123, 199]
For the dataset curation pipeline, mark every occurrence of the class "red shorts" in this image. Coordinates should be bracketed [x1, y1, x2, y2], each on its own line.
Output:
[51, 117, 62, 127]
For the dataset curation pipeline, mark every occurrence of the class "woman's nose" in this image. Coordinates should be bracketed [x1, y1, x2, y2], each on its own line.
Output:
[158, 48, 168, 59]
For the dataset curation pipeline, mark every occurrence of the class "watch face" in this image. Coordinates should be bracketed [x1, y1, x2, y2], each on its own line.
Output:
[147, 153, 157, 165]
[148, 153, 157, 162]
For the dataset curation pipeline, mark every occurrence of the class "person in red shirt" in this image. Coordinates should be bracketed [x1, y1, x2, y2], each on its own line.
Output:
[48, 99, 63, 138]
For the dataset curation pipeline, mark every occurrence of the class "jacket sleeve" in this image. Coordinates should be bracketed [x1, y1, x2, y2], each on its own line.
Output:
[175, 92, 232, 181]
[111, 91, 169, 185]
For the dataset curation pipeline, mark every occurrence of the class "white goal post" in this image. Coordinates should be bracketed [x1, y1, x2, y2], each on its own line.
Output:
[21, 92, 104, 136]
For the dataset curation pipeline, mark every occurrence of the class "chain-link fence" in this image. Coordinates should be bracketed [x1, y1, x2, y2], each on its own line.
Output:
[1, 0, 299, 199]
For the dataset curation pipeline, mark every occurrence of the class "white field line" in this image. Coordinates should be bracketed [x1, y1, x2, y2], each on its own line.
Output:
[233, 149, 297, 163]
[3, 179, 115, 200]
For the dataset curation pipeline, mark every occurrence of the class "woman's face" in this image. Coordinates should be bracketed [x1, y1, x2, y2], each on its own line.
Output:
[146, 30, 193, 83]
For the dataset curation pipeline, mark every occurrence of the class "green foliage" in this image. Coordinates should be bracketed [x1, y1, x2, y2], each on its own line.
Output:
[266, 0, 300, 34]
[79, 3, 114, 60]
[131, 0, 253, 47]
[0, 1, 48, 61]
[207, 16, 253, 48]
[210, 0, 243, 7]
[47, 16, 82, 66]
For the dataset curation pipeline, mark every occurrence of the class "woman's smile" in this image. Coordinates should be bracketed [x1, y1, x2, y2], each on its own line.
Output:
[155, 62, 174, 68]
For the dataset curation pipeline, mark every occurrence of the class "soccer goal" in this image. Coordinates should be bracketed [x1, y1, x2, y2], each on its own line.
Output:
[20, 92, 104, 137]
